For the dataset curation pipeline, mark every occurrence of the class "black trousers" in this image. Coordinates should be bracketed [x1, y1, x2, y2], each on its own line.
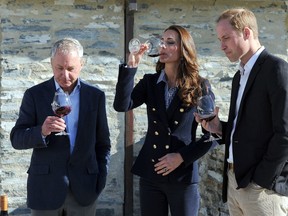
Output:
[139, 178, 200, 216]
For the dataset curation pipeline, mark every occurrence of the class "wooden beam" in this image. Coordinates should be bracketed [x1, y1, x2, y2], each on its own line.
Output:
[123, 0, 137, 215]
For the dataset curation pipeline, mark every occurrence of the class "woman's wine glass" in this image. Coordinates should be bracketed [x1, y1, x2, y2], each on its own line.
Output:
[196, 95, 217, 142]
[51, 92, 72, 136]
[128, 38, 141, 54]
[128, 37, 161, 57]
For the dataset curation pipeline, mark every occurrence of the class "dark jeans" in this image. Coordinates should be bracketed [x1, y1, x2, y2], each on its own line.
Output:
[140, 178, 200, 216]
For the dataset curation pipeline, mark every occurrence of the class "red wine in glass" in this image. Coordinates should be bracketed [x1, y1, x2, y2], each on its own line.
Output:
[51, 92, 72, 136]
[54, 106, 71, 118]
[198, 113, 216, 122]
[197, 95, 217, 142]
[145, 37, 161, 57]
[148, 54, 160, 57]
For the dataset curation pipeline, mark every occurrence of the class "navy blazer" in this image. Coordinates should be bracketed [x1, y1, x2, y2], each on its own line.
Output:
[10, 78, 111, 210]
[114, 64, 214, 184]
[221, 49, 288, 202]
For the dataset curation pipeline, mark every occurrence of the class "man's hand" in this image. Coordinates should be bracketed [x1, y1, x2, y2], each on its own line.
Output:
[194, 106, 222, 136]
[41, 116, 66, 136]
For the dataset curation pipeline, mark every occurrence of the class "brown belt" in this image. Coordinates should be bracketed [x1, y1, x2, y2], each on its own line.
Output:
[228, 163, 234, 171]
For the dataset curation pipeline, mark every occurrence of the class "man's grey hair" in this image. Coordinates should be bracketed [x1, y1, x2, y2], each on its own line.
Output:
[51, 38, 84, 58]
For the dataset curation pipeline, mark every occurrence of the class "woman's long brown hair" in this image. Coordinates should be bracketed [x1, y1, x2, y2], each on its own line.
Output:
[156, 25, 203, 107]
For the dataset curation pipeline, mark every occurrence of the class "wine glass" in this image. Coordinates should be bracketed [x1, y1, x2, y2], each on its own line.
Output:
[196, 95, 217, 142]
[128, 37, 161, 57]
[128, 38, 141, 54]
[51, 92, 72, 136]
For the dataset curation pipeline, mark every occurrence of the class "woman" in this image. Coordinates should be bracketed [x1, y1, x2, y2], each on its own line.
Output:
[114, 25, 215, 216]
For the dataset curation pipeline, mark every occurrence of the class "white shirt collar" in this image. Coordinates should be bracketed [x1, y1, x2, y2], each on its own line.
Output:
[238, 46, 265, 76]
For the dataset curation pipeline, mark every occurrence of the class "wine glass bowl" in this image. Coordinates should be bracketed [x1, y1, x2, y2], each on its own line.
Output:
[128, 37, 161, 57]
[145, 37, 161, 57]
[51, 92, 72, 136]
[197, 95, 217, 142]
[53, 105, 71, 118]
[128, 38, 141, 54]
[197, 95, 216, 121]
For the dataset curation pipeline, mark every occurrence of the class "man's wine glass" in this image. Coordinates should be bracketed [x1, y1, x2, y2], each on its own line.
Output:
[197, 95, 217, 142]
[128, 37, 161, 57]
[51, 92, 72, 136]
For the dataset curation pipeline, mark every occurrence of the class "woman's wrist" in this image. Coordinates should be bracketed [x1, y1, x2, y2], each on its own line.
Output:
[127, 61, 138, 68]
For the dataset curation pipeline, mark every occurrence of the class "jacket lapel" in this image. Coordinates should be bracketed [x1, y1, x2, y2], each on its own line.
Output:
[166, 91, 181, 120]
[166, 94, 187, 132]
[154, 78, 186, 132]
[71, 81, 86, 155]
[226, 71, 241, 141]
[236, 50, 267, 123]
[155, 81, 169, 125]
[229, 71, 241, 121]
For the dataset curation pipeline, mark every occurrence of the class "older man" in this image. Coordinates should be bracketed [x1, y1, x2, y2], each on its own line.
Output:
[10, 38, 111, 216]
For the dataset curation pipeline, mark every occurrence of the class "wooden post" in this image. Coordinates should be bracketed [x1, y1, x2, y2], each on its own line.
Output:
[123, 0, 137, 215]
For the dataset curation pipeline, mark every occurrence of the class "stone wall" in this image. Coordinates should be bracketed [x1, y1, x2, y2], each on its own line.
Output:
[0, 0, 287, 215]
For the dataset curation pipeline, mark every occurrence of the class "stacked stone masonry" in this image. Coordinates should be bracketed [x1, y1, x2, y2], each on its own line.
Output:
[0, 0, 287, 215]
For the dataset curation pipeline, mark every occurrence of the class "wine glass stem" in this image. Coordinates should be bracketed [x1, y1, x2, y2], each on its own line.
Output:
[207, 123, 212, 141]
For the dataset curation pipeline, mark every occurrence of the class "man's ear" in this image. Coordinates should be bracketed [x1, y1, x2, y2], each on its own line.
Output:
[81, 58, 86, 66]
[243, 27, 251, 40]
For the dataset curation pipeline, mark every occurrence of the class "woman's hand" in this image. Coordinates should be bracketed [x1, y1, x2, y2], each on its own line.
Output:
[154, 153, 184, 176]
[127, 43, 148, 68]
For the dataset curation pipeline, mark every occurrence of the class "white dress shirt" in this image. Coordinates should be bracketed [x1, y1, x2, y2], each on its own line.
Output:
[227, 46, 265, 163]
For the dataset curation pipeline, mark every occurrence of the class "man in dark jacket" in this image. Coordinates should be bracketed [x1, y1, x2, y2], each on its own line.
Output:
[10, 38, 111, 216]
[197, 8, 288, 216]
